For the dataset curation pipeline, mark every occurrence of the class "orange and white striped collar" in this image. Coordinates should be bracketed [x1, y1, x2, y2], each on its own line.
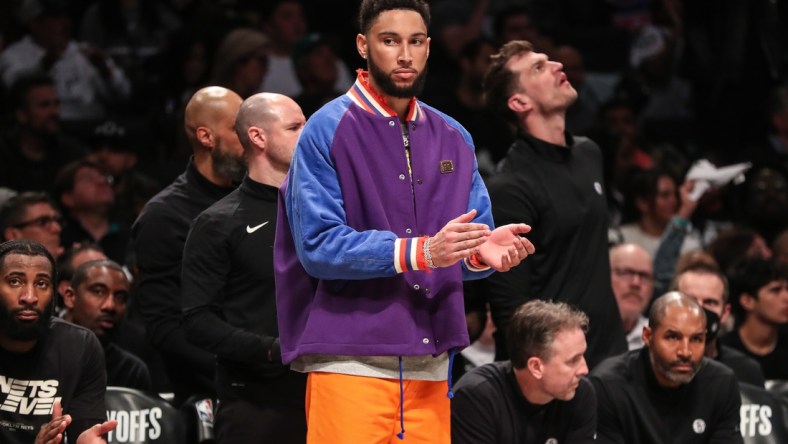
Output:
[346, 69, 422, 122]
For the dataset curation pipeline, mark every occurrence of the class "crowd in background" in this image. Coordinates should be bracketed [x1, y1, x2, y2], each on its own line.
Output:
[1, 0, 788, 434]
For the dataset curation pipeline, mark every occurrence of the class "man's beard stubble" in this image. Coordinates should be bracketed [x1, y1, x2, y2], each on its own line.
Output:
[368, 52, 428, 99]
[212, 140, 247, 185]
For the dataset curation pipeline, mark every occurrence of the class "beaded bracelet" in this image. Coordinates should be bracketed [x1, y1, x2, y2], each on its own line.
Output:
[423, 237, 437, 269]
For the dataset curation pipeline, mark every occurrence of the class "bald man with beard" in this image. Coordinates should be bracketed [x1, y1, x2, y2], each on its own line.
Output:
[591, 292, 742, 444]
[182, 93, 307, 443]
[132, 86, 244, 405]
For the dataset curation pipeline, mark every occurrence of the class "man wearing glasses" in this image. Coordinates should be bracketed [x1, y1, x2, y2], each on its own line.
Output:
[610, 243, 654, 350]
[54, 160, 128, 264]
[0, 191, 63, 258]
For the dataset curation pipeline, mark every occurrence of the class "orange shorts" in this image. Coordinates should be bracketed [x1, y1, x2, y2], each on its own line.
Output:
[305, 372, 450, 444]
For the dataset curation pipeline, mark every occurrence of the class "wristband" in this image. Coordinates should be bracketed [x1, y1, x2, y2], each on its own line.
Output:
[670, 215, 692, 233]
[423, 237, 437, 269]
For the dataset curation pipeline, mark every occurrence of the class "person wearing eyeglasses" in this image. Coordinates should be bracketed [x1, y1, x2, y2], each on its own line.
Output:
[63, 259, 151, 391]
[53, 159, 129, 264]
[0, 191, 64, 258]
[610, 243, 654, 350]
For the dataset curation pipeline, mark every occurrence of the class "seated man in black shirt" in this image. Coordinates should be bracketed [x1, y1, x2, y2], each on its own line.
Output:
[451, 300, 596, 443]
[63, 259, 152, 391]
[591, 292, 743, 444]
[0, 239, 115, 443]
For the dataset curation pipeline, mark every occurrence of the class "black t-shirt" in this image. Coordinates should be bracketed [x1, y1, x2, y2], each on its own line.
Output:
[0, 318, 106, 443]
[716, 343, 766, 387]
[720, 329, 788, 381]
[590, 349, 743, 444]
[451, 361, 596, 444]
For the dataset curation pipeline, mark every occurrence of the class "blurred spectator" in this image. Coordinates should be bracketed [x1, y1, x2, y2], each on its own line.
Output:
[156, 30, 212, 164]
[721, 258, 788, 380]
[0, 191, 63, 258]
[615, 169, 701, 257]
[53, 159, 130, 264]
[672, 263, 766, 387]
[292, 33, 343, 118]
[492, 5, 554, 52]
[55, 241, 106, 309]
[211, 28, 269, 99]
[0, 0, 131, 122]
[422, 0, 490, 105]
[63, 259, 152, 391]
[553, 45, 604, 136]
[617, 25, 693, 134]
[740, 166, 788, 245]
[260, 0, 352, 98]
[681, 0, 782, 163]
[610, 243, 653, 350]
[430, 37, 514, 176]
[79, 0, 180, 101]
[591, 292, 742, 443]
[86, 118, 160, 226]
[751, 83, 788, 175]
[0, 73, 86, 193]
[707, 226, 773, 275]
[650, 177, 700, 297]
[675, 250, 719, 274]
[429, 0, 489, 61]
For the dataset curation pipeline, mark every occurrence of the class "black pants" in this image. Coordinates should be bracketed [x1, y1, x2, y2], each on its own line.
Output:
[215, 398, 307, 444]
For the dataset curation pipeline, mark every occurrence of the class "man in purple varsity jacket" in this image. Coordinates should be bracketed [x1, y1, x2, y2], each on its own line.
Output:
[273, 0, 535, 442]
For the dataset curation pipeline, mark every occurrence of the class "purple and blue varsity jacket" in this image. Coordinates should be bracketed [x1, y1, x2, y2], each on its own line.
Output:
[273, 72, 494, 365]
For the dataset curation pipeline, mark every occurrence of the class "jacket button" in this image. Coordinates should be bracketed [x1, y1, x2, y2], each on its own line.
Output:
[389, 121, 395, 126]
[416, 179, 423, 184]
[399, 174, 406, 180]
[422, 338, 430, 344]
[413, 284, 420, 290]
[405, 228, 412, 234]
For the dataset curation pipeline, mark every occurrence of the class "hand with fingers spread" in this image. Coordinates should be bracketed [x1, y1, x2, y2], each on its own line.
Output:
[35, 401, 117, 444]
[75, 419, 118, 444]
[427, 210, 491, 268]
[35, 402, 71, 444]
[477, 223, 535, 271]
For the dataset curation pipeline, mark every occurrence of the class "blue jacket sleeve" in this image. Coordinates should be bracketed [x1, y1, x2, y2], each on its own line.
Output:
[461, 164, 495, 280]
[286, 118, 414, 280]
